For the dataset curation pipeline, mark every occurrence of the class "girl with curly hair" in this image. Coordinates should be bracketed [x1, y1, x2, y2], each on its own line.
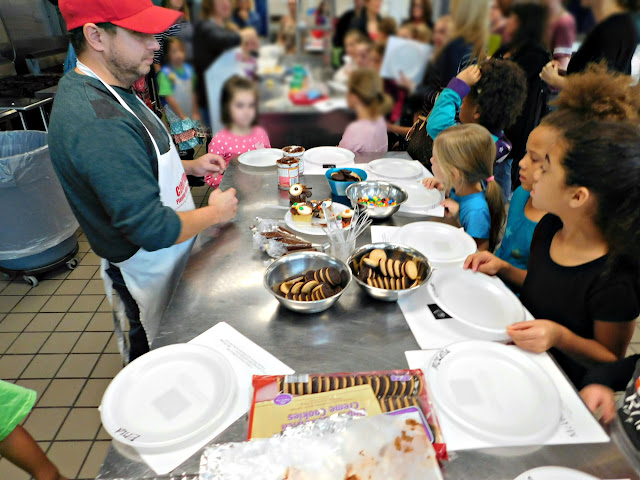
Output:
[465, 65, 640, 389]
[426, 59, 527, 198]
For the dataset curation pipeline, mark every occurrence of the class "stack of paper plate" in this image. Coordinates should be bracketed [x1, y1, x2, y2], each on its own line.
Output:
[100, 343, 237, 453]
[427, 268, 525, 341]
[238, 148, 283, 167]
[394, 181, 445, 213]
[427, 341, 562, 446]
[392, 222, 476, 269]
[304, 147, 355, 168]
[367, 159, 424, 180]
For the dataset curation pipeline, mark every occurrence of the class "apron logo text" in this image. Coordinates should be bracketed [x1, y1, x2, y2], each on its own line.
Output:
[176, 173, 189, 206]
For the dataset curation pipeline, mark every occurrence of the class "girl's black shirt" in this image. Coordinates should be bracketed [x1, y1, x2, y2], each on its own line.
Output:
[520, 214, 639, 387]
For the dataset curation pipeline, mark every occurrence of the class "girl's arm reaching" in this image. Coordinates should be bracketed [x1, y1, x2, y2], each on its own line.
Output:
[507, 319, 635, 364]
[464, 251, 528, 288]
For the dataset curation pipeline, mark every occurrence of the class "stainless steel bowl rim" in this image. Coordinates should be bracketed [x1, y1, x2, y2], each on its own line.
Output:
[347, 242, 433, 291]
[345, 181, 409, 207]
[263, 251, 353, 303]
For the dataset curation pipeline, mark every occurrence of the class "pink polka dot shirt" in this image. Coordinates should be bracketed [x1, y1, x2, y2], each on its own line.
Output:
[205, 126, 271, 187]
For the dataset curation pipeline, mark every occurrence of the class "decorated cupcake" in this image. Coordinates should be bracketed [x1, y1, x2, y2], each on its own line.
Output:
[311, 198, 333, 218]
[340, 209, 354, 228]
[290, 203, 314, 223]
[289, 183, 312, 205]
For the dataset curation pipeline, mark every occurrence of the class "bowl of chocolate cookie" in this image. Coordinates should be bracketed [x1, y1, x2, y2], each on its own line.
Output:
[264, 251, 352, 313]
[347, 243, 432, 302]
[325, 168, 368, 196]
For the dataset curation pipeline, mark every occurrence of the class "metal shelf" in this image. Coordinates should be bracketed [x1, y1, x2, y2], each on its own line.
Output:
[294, 0, 336, 55]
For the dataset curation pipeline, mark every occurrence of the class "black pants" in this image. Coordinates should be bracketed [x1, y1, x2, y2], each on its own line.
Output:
[105, 264, 150, 362]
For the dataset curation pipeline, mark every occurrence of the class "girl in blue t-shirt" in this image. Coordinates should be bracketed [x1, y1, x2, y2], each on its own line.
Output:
[422, 123, 505, 251]
[494, 126, 547, 269]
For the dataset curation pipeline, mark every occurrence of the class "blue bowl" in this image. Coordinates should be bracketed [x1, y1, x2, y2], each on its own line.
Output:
[325, 168, 368, 196]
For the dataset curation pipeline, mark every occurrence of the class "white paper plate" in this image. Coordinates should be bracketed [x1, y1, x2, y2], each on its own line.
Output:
[514, 466, 600, 480]
[380, 37, 433, 85]
[396, 181, 445, 211]
[368, 159, 424, 180]
[284, 202, 350, 236]
[392, 222, 476, 268]
[428, 341, 562, 445]
[427, 268, 525, 341]
[100, 344, 237, 452]
[304, 147, 355, 167]
[238, 148, 283, 167]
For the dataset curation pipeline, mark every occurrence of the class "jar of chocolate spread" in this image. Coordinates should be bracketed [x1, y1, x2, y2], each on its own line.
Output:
[277, 155, 300, 190]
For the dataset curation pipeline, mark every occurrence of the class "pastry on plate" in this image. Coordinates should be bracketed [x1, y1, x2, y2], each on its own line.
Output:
[290, 203, 314, 223]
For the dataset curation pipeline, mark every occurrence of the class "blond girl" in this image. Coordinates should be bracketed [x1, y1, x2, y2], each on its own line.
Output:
[422, 123, 504, 250]
[339, 69, 390, 153]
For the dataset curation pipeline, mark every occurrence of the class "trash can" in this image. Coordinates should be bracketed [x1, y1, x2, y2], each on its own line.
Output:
[0, 131, 79, 286]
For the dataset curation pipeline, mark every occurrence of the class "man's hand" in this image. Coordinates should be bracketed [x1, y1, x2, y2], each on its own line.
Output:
[185, 154, 226, 177]
[457, 65, 482, 87]
[208, 188, 238, 224]
[440, 198, 460, 219]
[580, 384, 617, 425]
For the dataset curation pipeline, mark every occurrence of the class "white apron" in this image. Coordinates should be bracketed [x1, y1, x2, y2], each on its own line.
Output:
[76, 61, 196, 362]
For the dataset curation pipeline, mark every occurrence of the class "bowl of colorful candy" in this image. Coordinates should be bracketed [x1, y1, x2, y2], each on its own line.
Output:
[345, 181, 408, 220]
[325, 168, 368, 196]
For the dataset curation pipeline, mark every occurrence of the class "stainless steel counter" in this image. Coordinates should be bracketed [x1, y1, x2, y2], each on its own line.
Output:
[97, 153, 639, 479]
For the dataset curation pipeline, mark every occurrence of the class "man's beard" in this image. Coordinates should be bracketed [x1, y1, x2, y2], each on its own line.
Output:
[106, 50, 150, 87]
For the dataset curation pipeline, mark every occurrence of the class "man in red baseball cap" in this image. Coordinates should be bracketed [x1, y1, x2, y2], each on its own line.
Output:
[49, 0, 239, 364]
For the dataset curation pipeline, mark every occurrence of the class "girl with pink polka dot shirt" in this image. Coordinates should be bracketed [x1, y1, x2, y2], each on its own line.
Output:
[205, 75, 271, 188]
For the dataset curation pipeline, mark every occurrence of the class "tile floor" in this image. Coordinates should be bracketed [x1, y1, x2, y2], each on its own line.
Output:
[0, 185, 211, 480]
[1, 182, 639, 479]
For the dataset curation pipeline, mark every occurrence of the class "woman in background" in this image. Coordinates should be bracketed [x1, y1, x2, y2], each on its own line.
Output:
[495, 2, 551, 187]
[351, 0, 383, 41]
[193, 0, 253, 124]
[408, 0, 434, 28]
[154, 0, 193, 68]
[411, 0, 490, 108]
[232, 0, 261, 31]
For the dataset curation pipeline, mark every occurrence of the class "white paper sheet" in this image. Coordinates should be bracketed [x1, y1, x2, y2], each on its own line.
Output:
[136, 322, 294, 474]
[405, 349, 610, 450]
[380, 36, 433, 85]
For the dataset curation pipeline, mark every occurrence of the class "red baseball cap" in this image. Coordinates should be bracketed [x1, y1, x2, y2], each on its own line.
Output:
[60, 0, 183, 34]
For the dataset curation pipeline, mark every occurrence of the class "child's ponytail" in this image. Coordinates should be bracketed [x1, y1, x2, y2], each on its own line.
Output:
[433, 124, 505, 249]
[484, 177, 505, 251]
[348, 69, 393, 117]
